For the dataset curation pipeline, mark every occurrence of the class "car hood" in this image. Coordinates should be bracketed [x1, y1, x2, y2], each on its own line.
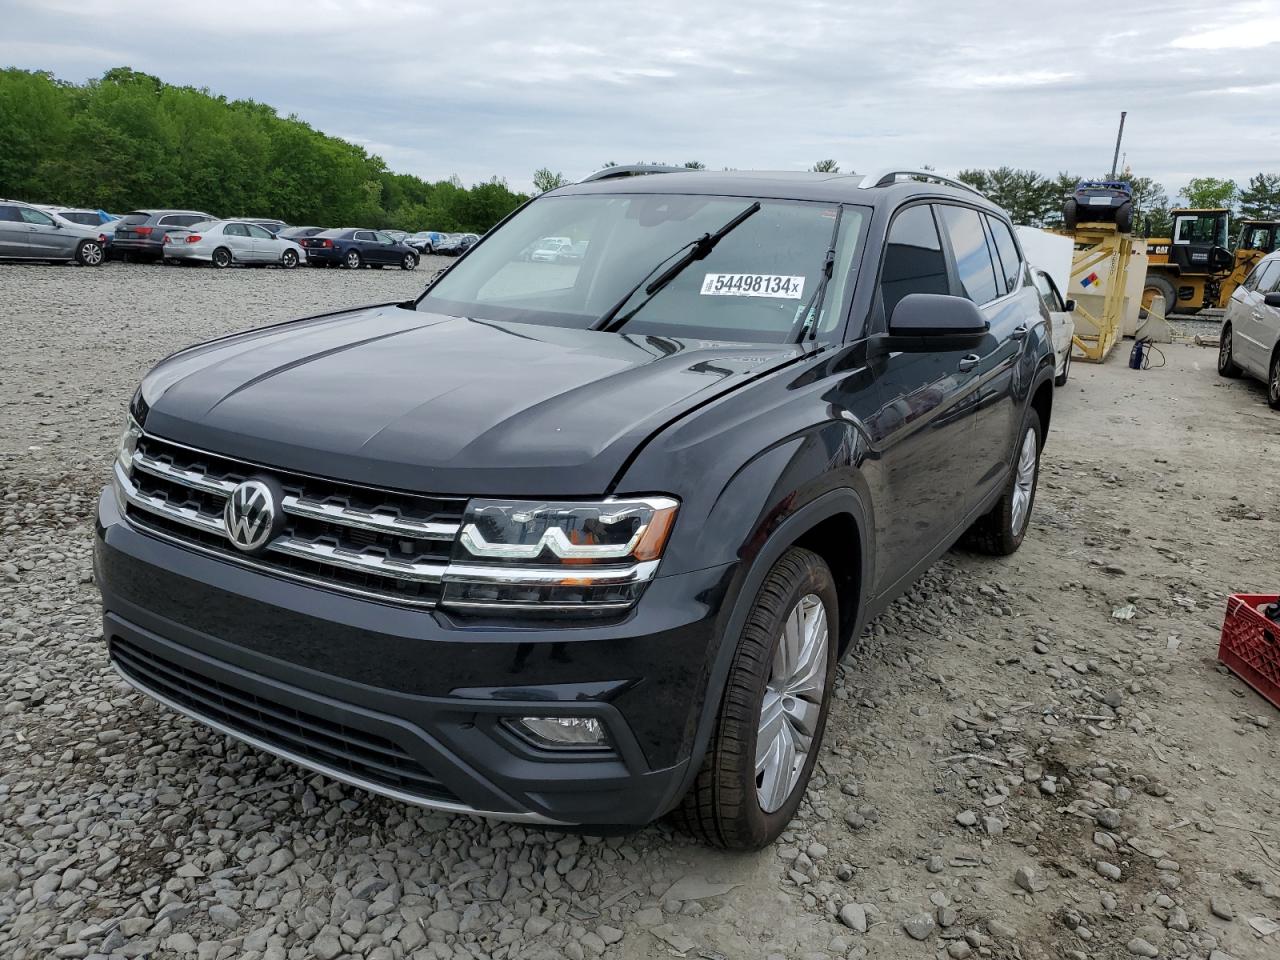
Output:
[138, 305, 799, 496]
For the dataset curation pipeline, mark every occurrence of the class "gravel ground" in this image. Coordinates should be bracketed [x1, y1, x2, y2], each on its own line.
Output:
[2, 260, 1280, 960]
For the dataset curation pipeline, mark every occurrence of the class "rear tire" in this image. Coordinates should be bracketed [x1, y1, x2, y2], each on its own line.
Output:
[1115, 201, 1133, 234]
[211, 247, 232, 269]
[673, 547, 838, 849]
[963, 413, 1042, 556]
[345, 250, 362, 269]
[76, 240, 105, 267]
[1218, 324, 1242, 378]
[1063, 198, 1078, 231]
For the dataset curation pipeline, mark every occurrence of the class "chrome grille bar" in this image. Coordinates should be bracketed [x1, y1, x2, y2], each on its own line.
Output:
[267, 537, 445, 583]
[281, 496, 458, 540]
[116, 463, 227, 536]
[132, 450, 237, 496]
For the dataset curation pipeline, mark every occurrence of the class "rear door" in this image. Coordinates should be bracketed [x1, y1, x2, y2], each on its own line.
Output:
[221, 223, 254, 262]
[936, 205, 1031, 504]
[353, 230, 377, 262]
[0, 204, 27, 256]
[1033, 269, 1073, 377]
[865, 201, 982, 593]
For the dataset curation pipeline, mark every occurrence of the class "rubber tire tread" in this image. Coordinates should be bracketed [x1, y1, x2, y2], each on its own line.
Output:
[963, 412, 1042, 556]
[672, 547, 837, 850]
[1218, 324, 1242, 378]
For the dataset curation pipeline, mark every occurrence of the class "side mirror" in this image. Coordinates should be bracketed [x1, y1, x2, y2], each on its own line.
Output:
[1264, 292, 1280, 308]
[52, 220, 63, 229]
[889, 293, 989, 337]
[1064, 299, 1077, 312]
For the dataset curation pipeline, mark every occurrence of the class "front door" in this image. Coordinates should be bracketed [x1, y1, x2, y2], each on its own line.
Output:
[862, 202, 980, 594]
[245, 223, 276, 262]
[19, 206, 72, 257]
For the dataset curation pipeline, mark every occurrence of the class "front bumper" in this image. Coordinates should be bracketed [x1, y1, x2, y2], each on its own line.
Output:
[95, 488, 733, 826]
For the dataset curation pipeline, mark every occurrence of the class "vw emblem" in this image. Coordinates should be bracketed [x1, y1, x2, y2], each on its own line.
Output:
[224, 478, 282, 553]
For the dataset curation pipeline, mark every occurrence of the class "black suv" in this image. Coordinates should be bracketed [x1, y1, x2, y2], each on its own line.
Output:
[95, 168, 1055, 848]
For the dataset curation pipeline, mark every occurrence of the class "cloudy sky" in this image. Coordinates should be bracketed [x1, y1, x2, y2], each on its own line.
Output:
[5, 0, 1279, 196]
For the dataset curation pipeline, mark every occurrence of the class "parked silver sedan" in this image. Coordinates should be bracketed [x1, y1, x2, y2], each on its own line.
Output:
[162, 220, 306, 269]
[0, 199, 108, 265]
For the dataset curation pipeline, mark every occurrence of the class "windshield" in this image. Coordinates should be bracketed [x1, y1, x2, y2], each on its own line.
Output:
[418, 193, 866, 343]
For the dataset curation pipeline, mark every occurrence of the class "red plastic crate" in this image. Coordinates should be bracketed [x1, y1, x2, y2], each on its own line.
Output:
[1219, 594, 1280, 710]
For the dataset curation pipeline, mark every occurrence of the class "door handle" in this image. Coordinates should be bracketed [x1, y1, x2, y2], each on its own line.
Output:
[1252, 311, 1264, 321]
[959, 354, 980, 372]
[1010, 324, 1028, 340]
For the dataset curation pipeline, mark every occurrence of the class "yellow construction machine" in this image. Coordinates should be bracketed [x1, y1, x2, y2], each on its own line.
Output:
[1142, 209, 1280, 315]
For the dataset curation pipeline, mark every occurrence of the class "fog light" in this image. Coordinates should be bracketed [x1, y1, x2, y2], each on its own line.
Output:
[508, 716, 607, 749]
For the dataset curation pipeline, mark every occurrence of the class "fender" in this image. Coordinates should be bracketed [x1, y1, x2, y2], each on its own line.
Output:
[655, 486, 872, 817]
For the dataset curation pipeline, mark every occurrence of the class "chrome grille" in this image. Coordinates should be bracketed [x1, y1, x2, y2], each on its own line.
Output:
[117, 433, 464, 606]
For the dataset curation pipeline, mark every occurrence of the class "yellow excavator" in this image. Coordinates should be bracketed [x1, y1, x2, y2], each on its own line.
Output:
[1142, 209, 1280, 315]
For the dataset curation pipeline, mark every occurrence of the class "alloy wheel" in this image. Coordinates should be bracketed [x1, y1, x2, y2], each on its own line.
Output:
[1011, 427, 1037, 534]
[81, 242, 104, 266]
[1220, 335, 1231, 371]
[756, 593, 828, 813]
[346, 251, 360, 269]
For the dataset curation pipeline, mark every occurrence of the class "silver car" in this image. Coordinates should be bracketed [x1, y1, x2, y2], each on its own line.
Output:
[162, 220, 306, 269]
[1219, 249, 1280, 409]
[0, 199, 107, 265]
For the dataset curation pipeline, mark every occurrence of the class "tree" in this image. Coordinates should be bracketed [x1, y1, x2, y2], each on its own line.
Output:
[0, 67, 526, 233]
[1121, 171, 1172, 238]
[1179, 176, 1237, 211]
[532, 167, 569, 194]
[682, 160, 706, 169]
[1238, 173, 1280, 220]
[810, 159, 839, 172]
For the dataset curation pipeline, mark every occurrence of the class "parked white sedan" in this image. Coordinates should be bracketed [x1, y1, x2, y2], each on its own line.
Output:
[1219, 249, 1280, 409]
[1032, 266, 1076, 386]
[162, 220, 306, 269]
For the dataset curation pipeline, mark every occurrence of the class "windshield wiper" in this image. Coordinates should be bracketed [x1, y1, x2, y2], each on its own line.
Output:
[595, 201, 762, 332]
[789, 207, 843, 342]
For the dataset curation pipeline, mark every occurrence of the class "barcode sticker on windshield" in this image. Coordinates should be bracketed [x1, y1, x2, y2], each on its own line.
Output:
[700, 273, 805, 299]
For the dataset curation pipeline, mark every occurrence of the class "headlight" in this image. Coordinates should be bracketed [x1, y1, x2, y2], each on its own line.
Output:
[116, 418, 142, 472]
[440, 496, 678, 615]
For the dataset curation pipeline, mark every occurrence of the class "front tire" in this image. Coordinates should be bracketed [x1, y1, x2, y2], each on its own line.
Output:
[674, 548, 838, 849]
[1115, 201, 1133, 234]
[76, 240, 105, 267]
[964, 413, 1042, 556]
[280, 249, 298, 269]
[1143, 274, 1177, 318]
[345, 250, 362, 269]
[211, 247, 232, 269]
[1218, 324, 1242, 378]
[1063, 198, 1078, 231]
[401, 253, 418, 271]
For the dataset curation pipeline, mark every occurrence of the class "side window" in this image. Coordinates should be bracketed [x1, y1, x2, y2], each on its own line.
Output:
[224, 223, 248, 237]
[938, 205, 1000, 304]
[1244, 261, 1275, 292]
[0, 205, 21, 222]
[879, 204, 949, 323]
[246, 224, 272, 239]
[1032, 271, 1064, 312]
[985, 216, 1023, 293]
[374, 231, 393, 244]
[1254, 261, 1279, 293]
[19, 207, 55, 226]
[354, 231, 375, 242]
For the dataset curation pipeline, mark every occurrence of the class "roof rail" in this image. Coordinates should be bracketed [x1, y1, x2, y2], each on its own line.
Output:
[579, 164, 688, 183]
[857, 169, 985, 197]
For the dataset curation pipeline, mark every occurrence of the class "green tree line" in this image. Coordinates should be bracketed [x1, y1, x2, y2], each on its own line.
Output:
[0, 67, 529, 232]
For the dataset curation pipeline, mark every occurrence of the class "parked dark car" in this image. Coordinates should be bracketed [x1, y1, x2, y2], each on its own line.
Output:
[296, 228, 419, 270]
[111, 210, 215, 261]
[279, 226, 326, 242]
[1063, 180, 1133, 232]
[96, 168, 1054, 848]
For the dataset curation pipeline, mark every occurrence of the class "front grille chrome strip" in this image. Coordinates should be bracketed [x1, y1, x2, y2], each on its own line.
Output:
[281, 496, 458, 540]
[116, 463, 227, 536]
[267, 537, 446, 584]
[132, 450, 237, 496]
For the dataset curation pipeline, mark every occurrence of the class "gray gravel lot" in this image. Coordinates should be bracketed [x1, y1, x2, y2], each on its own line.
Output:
[2, 261, 1280, 960]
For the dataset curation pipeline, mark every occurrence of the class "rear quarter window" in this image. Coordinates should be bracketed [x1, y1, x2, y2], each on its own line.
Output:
[985, 216, 1023, 293]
